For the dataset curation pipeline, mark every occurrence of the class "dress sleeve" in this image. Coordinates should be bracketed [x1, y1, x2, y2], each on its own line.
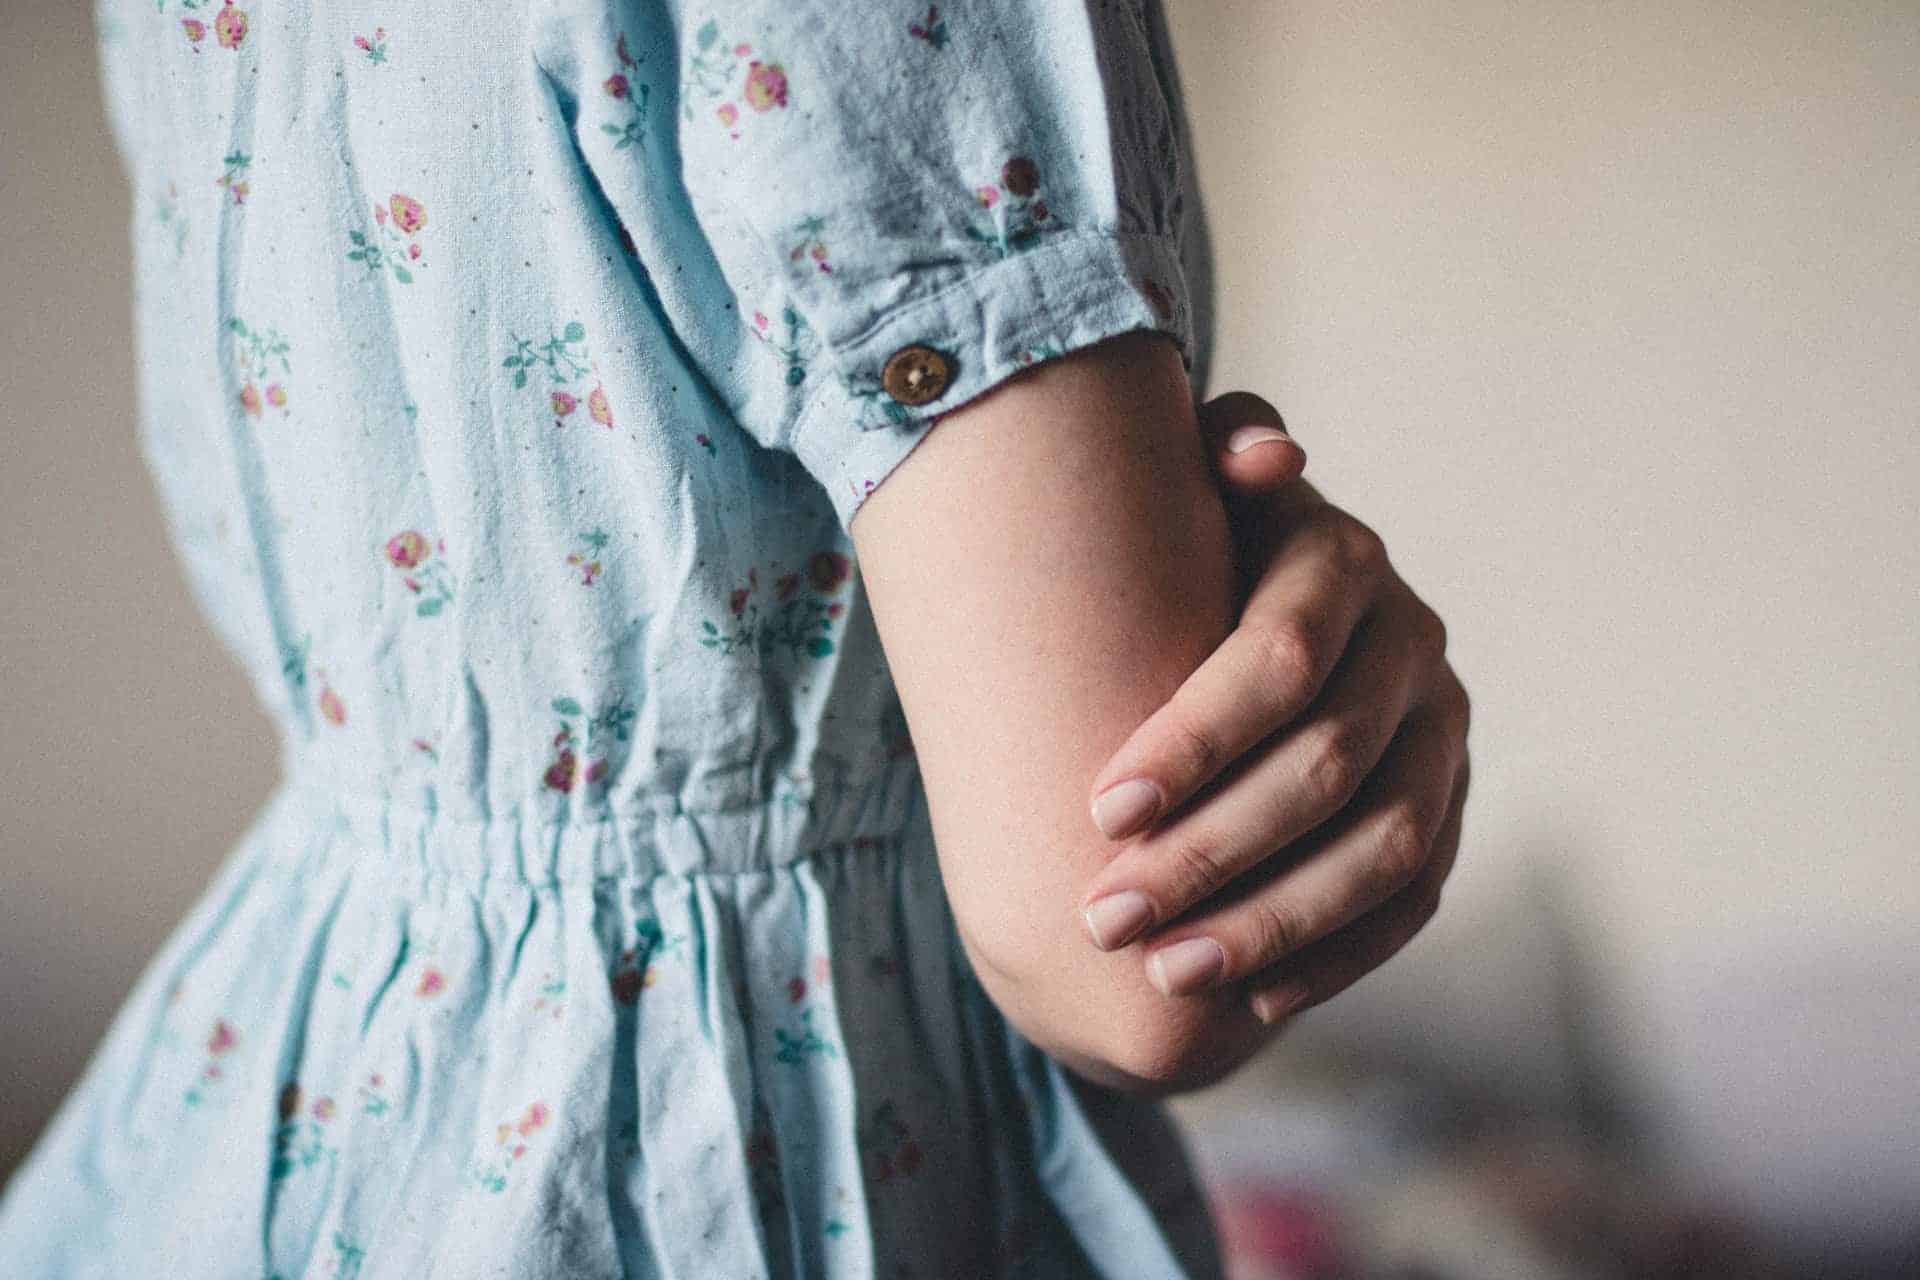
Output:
[546, 0, 1197, 533]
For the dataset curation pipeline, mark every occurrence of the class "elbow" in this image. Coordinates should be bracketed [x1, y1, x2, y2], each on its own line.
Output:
[956, 919, 1269, 1100]
[1071, 995, 1270, 1099]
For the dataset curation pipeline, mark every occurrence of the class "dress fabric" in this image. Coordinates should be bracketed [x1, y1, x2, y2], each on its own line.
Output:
[0, 1, 1224, 1275]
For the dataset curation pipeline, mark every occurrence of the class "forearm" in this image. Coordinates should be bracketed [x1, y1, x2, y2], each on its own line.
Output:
[855, 330, 1278, 1095]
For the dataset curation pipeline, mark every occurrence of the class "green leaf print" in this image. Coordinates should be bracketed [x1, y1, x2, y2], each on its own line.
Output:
[504, 326, 591, 389]
[599, 52, 652, 152]
[551, 697, 584, 717]
[774, 1007, 840, 1065]
[702, 555, 850, 660]
[346, 195, 428, 285]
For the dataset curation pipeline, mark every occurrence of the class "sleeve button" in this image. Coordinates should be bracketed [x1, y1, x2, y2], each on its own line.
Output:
[880, 344, 952, 406]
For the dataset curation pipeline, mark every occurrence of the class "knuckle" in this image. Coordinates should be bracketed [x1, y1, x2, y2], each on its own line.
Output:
[1256, 620, 1324, 706]
[1372, 809, 1431, 895]
[1162, 831, 1229, 904]
[1412, 601, 1449, 658]
[1303, 720, 1368, 809]
[1165, 714, 1224, 782]
[1245, 895, 1311, 967]
[1332, 517, 1388, 580]
[1439, 672, 1472, 735]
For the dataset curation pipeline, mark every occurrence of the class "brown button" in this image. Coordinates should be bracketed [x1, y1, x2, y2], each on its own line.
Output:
[880, 344, 951, 406]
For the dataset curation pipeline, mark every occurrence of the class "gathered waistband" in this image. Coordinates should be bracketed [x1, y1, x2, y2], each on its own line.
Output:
[257, 753, 933, 890]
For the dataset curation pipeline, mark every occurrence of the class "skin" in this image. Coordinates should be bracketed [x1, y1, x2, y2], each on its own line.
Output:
[851, 329, 1471, 1096]
[1086, 391, 1472, 1027]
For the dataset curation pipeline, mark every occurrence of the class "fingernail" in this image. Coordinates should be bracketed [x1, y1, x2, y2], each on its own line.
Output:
[1148, 937, 1225, 997]
[1227, 425, 1291, 454]
[1091, 778, 1160, 839]
[1250, 982, 1308, 1025]
[1082, 891, 1154, 950]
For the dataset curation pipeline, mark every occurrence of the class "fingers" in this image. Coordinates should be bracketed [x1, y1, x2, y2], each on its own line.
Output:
[1080, 587, 1438, 948]
[1127, 692, 1465, 998]
[1246, 753, 1469, 1024]
[1086, 506, 1393, 842]
[1197, 391, 1307, 492]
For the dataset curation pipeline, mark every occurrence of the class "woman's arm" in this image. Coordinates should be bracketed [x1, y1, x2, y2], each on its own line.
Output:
[851, 328, 1271, 1097]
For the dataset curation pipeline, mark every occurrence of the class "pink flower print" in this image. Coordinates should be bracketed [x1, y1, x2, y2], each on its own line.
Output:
[416, 966, 446, 997]
[550, 390, 578, 423]
[312, 1096, 336, 1121]
[826, 602, 845, 618]
[808, 551, 850, 593]
[743, 61, 788, 112]
[374, 204, 388, 226]
[318, 684, 347, 726]
[811, 954, 831, 984]
[976, 186, 1000, 208]
[1001, 155, 1041, 198]
[566, 529, 608, 586]
[587, 384, 613, 428]
[1030, 199, 1049, 222]
[216, 148, 253, 201]
[604, 73, 630, 100]
[354, 28, 389, 64]
[787, 976, 807, 1003]
[264, 382, 287, 409]
[388, 193, 426, 235]
[386, 530, 429, 569]
[775, 571, 800, 603]
[728, 587, 750, 616]
[696, 432, 715, 455]
[753, 311, 770, 331]
[408, 242, 421, 260]
[207, 1019, 238, 1055]
[785, 216, 831, 275]
[544, 751, 579, 792]
[716, 102, 739, 128]
[516, 1101, 551, 1135]
[909, 6, 950, 49]
[610, 963, 644, 1005]
[617, 33, 635, 68]
[214, 2, 248, 50]
[734, 42, 752, 56]
[239, 382, 262, 417]
[182, 18, 207, 46]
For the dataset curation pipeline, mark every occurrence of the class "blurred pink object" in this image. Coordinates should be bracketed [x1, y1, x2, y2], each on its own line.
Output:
[1209, 1182, 1352, 1280]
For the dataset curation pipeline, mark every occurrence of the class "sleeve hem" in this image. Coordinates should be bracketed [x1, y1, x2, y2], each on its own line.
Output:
[788, 228, 1196, 534]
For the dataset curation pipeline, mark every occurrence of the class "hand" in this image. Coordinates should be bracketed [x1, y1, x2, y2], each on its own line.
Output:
[1077, 391, 1472, 1025]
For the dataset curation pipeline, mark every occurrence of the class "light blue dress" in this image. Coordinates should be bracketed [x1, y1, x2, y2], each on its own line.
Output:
[0, 1, 1223, 1275]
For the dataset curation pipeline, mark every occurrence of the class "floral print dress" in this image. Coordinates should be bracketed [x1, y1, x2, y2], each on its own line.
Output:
[0, 1, 1222, 1276]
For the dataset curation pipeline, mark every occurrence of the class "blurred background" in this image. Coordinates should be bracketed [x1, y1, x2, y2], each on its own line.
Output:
[2, 2, 1915, 1277]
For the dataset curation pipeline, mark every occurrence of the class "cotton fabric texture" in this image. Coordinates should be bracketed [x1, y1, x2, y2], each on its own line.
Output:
[0, 1, 1224, 1275]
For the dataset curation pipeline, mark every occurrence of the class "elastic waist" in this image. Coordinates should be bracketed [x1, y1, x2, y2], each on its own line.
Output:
[258, 754, 932, 890]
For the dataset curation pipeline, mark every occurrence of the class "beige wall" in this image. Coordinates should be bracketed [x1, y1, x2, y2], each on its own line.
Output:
[4, 0, 1916, 1239]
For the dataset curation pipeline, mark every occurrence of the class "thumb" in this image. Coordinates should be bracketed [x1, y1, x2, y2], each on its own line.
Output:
[1197, 391, 1306, 492]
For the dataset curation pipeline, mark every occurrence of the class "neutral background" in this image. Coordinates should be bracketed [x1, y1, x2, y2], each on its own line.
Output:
[4, 0, 1916, 1265]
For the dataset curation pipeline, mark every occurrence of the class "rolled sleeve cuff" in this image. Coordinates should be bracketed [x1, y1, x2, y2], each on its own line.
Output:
[789, 228, 1196, 535]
